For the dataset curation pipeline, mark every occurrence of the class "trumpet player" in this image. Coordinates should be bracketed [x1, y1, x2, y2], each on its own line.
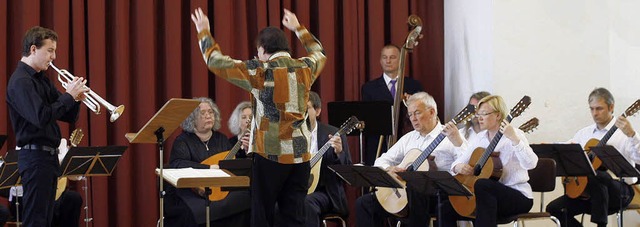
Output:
[6, 26, 88, 227]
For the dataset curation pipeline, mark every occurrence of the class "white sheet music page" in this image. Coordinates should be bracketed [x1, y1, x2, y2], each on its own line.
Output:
[156, 168, 231, 185]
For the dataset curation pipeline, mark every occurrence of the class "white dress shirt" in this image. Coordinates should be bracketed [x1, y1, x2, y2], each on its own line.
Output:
[460, 126, 483, 144]
[570, 120, 640, 184]
[374, 124, 466, 174]
[383, 73, 397, 93]
[451, 128, 538, 199]
[310, 123, 318, 155]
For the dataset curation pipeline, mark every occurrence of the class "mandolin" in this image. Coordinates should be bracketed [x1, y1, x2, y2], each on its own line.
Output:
[307, 116, 360, 194]
[376, 104, 475, 217]
[199, 119, 251, 201]
[449, 96, 531, 218]
[564, 99, 640, 198]
[56, 128, 84, 201]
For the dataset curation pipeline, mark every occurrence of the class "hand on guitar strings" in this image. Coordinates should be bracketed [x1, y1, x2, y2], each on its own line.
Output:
[500, 120, 520, 145]
[616, 115, 636, 138]
[386, 166, 406, 181]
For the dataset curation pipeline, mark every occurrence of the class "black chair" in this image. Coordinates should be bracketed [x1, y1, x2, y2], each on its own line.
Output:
[498, 158, 561, 227]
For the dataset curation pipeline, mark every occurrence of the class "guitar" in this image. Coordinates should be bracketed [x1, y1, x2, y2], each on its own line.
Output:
[56, 128, 84, 201]
[200, 119, 251, 201]
[518, 117, 539, 134]
[564, 99, 640, 199]
[449, 96, 531, 218]
[376, 104, 475, 217]
[307, 116, 360, 194]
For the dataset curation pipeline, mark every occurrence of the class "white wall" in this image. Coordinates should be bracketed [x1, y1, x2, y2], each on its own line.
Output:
[491, 0, 640, 226]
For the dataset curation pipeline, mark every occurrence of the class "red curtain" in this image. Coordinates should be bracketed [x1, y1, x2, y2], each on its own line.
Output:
[0, 0, 442, 226]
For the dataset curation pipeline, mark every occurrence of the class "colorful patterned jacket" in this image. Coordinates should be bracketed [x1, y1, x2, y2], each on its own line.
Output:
[197, 26, 326, 164]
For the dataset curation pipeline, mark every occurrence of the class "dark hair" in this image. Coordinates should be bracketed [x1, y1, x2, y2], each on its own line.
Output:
[309, 91, 321, 109]
[22, 26, 58, 57]
[255, 27, 290, 54]
[589, 87, 615, 107]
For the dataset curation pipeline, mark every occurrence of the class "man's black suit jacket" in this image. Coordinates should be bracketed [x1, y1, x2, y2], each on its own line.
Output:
[315, 122, 352, 216]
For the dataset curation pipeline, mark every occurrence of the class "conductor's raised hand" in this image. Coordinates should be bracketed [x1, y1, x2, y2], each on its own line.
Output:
[191, 7, 210, 33]
[282, 9, 300, 31]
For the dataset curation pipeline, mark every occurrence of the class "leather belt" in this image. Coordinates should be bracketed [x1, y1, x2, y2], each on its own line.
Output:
[21, 144, 59, 155]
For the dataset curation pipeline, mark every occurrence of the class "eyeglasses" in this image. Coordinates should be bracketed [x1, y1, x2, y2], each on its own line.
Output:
[199, 110, 215, 117]
[474, 111, 496, 117]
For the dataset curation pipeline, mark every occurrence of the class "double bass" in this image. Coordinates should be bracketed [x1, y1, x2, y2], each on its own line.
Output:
[387, 15, 423, 149]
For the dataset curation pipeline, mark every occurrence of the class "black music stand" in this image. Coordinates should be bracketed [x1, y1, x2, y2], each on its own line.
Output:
[125, 98, 200, 227]
[531, 144, 595, 225]
[0, 149, 21, 225]
[328, 101, 392, 165]
[397, 171, 472, 227]
[327, 164, 403, 189]
[591, 145, 640, 227]
[60, 146, 127, 177]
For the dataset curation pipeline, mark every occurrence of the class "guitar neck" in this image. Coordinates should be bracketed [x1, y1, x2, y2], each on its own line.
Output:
[408, 133, 446, 171]
[310, 131, 341, 167]
[598, 114, 626, 146]
[224, 136, 244, 160]
[475, 115, 512, 170]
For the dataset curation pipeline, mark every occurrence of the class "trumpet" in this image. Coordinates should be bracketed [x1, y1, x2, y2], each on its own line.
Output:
[49, 62, 125, 122]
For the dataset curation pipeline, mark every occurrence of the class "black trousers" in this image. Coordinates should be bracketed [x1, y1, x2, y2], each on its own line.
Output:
[440, 179, 533, 227]
[355, 188, 437, 227]
[18, 148, 60, 227]
[546, 171, 633, 226]
[251, 155, 310, 227]
[10, 190, 83, 227]
[0, 205, 9, 226]
[304, 189, 332, 227]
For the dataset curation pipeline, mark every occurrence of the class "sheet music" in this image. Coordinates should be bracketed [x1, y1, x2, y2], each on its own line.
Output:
[157, 168, 231, 185]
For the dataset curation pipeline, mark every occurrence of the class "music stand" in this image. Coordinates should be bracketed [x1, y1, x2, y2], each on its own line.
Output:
[156, 168, 249, 227]
[59, 146, 127, 177]
[125, 98, 200, 227]
[0, 149, 21, 225]
[327, 164, 403, 189]
[591, 145, 640, 227]
[397, 171, 472, 227]
[531, 143, 595, 225]
[328, 101, 392, 165]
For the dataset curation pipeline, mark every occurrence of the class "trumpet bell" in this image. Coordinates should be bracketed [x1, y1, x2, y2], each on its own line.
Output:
[110, 105, 125, 122]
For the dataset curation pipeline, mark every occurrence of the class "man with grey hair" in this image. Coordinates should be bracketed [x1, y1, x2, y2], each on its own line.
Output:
[546, 87, 640, 227]
[355, 92, 466, 227]
[164, 97, 251, 226]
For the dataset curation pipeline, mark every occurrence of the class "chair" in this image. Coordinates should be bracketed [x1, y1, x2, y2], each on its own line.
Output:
[498, 158, 561, 227]
[615, 164, 640, 227]
[322, 213, 347, 227]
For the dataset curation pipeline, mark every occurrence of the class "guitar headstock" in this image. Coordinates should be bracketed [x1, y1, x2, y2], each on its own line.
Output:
[623, 99, 640, 117]
[69, 128, 84, 147]
[403, 15, 423, 51]
[509, 96, 532, 119]
[338, 116, 361, 135]
[518, 117, 539, 134]
[451, 104, 476, 125]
